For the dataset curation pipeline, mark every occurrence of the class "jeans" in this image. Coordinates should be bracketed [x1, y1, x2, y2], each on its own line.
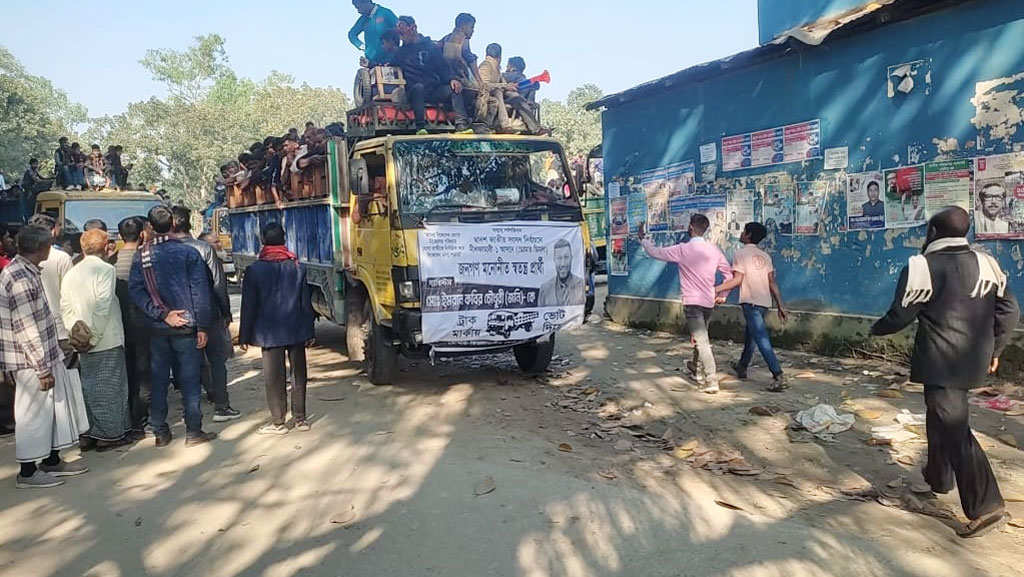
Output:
[69, 166, 85, 187]
[263, 344, 308, 425]
[738, 304, 783, 376]
[685, 306, 717, 384]
[200, 323, 233, 410]
[149, 333, 203, 437]
[124, 327, 152, 430]
[57, 164, 71, 188]
[407, 82, 469, 128]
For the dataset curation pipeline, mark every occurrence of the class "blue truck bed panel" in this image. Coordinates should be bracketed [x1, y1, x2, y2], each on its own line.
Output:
[229, 201, 334, 265]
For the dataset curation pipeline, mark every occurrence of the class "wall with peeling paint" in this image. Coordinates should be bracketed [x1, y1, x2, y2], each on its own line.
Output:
[602, 0, 1024, 320]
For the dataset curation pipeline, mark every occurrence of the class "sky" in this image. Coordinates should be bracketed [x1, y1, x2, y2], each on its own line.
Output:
[2, 0, 759, 118]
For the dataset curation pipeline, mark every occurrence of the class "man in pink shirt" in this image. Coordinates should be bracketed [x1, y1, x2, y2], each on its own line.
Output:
[639, 214, 733, 393]
[715, 222, 790, 392]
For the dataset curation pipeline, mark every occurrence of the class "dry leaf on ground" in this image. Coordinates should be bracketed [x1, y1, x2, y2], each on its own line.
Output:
[857, 409, 883, 420]
[247, 464, 260, 474]
[474, 476, 497, 496]
[714, 500, 747, 512]
[877, 390, 904, 399]
[598, 470, 618, 480]
[897, 455, 916, 466]
[887, 477, 905, 488]
[795, 372, 815, 379]
[679, 439, 699, 451]
[614, 440, 634, 452]
[329, 506, 357, 525]
[997, 434, 1018, 448]
[557, 443, 573, 453]
[673, 448, 693, 459]
[910, 484, 933, 494]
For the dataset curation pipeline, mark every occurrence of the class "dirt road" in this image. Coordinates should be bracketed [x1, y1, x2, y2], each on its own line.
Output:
[1, 286, 1022, 577]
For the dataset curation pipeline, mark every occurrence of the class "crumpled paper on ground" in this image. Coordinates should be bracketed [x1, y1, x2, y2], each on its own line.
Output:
[871, 424, 919, 443]
[795, 404, 856, 437]
[895, 410, 926, 426]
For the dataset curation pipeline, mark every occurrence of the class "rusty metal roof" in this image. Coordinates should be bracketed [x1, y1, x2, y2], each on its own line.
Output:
[587, 0, 973, 111]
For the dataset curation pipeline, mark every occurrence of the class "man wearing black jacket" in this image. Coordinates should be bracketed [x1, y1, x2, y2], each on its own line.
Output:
[872, 207, 1018, 538]
[393, 15, 470, 134]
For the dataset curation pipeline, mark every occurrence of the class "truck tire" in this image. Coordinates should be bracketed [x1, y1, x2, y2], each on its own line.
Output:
[364, 299, 398, 385]
[514, 335, 555, 374]
[345, 288, 367, 363]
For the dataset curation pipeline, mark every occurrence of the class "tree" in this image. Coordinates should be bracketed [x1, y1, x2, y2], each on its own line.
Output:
[87, 35, 350, 208]
[0, 47, 88, 178]
[541, 84, 604, 158]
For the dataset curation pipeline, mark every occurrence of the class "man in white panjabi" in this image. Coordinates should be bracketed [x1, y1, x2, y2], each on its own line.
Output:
[0, 225, 89, 488]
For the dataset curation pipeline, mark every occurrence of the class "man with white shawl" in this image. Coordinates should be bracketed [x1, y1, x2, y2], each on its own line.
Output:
[872, 207, 1019, 538]
[0, 225, 89, 488]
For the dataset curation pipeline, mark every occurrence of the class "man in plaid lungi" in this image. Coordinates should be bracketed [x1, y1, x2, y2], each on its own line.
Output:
[0, 225, 89, 488]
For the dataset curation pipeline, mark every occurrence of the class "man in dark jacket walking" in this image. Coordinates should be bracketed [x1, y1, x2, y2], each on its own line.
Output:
[129, 205, 217, 447]
[393, 15, 470, 133]
[239, 222, 315, 435]
[872, 207, 1019, 538]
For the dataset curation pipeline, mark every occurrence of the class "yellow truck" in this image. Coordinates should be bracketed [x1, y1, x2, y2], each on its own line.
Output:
[230, 115, 597, 385]
[33, 190, 164, 247]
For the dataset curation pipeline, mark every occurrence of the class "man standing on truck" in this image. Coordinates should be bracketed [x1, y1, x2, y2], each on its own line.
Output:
[349, 0, 398, 107]
[394, 15, 471, 134]
[170, 206, 240, 423]
[129, 205, 218, 448]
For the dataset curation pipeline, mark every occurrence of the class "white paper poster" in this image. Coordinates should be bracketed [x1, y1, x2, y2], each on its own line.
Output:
[726, 188, 757, 238]
[824, 147, 849, 170]
[923, 159, 971, 219]
[607, 182, 621, 198]
[418, 222, 586, 348]
[795, 181, 830, 235]
[700, 143, 717, 164]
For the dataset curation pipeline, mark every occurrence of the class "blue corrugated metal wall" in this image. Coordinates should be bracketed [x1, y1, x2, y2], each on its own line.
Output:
[229, 202, 334, 265]
[604, 0, 1024, 317]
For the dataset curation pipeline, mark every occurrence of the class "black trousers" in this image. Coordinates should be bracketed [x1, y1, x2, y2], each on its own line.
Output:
[923, 386, 1004, 520]
[263, 345, 308, 425]
[125, 328, 152, 430]
[407, 82, 469, 128]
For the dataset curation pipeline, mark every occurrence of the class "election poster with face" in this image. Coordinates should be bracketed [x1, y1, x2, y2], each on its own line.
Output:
[726, 188, 756, 238]
[610, 237, 628, 276]
[794, 181, 830, 235]
[883, 165, 926, 228]
[974, 153, 1024, 239]
[418, 222, 586, 349]
[609, 197, 628, 236]
[923, 160, 971, 219]
[847, 172, 886, 231]
[762, 182, 794, 235]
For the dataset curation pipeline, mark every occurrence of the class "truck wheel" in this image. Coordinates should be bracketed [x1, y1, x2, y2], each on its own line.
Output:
[364, 299, 398, 385]
[345, 288, 367, 363]
[514, 335, 555, 374]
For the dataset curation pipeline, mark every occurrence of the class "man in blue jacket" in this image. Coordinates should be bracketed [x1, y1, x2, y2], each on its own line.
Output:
[239, 222, 316, 436]
[129, 205, 217, 448]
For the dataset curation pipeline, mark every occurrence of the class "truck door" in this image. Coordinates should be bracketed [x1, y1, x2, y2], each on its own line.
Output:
[351, 148, 396, 311]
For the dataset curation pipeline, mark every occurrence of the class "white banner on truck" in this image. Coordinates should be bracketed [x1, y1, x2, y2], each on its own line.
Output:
[418, 222, 586, 347]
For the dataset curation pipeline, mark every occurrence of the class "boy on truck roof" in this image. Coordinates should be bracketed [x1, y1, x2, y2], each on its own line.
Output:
[394, 15, 471, 134]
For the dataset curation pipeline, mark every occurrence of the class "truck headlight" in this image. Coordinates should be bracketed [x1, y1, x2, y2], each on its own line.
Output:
[398, 281, 418, 303]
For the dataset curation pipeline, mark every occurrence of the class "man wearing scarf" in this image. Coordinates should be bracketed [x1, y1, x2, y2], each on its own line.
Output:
[239, 222, 315, 436]
[872, 207, 1019, 538]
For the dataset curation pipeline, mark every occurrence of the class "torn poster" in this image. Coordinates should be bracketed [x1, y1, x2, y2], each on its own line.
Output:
[923, 160, 972, 219]
[701, 163, 717, 184]
[610, 237, 628, 276]
[883, 165, 926, 228]
[722, 119, 822, 172]
[610, 197, 628, 236]
[824, 147, 849, 170]
[668, 194, 728, 237]
[795, 181, 830, 236]
[974, 153, 1024, 239]
[762, 182, 794, 235]
[627, 193, 647, 236]
[665, 161, 696, 197]
[726, 188, 757, 238]
[847, 172, 886, 231]
[643, 168, 670, 232]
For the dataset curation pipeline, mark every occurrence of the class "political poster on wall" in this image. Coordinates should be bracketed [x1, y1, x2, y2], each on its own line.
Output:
[974, 153, 1024, 239]
[665, 160, 697, 197]
[722, 119, 822, 172]
[610, 197, 628, 236]
[847, 172, 886, 231]
[627, 193, 647, 235]
[644, 168, 671, 232]
[418, 222, 586, 348]
[794, 181, 830, 235]
[668, 194, 728, 238]
[726, 188, 757, 238]
[923, 160, 971, 218]
[762, 182, 794, 234]
[883, 165, 926, 228]
[610, 238, 628, 276]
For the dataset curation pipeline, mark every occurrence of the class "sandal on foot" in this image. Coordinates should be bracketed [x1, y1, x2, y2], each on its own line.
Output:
[958, 510, 1010, 538]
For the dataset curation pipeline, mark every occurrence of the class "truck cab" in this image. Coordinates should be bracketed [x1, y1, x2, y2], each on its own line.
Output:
[34, 190, 164, 248]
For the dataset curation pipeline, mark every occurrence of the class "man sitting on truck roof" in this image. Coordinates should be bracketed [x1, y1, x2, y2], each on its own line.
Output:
[503, 57, 539, 103]
[479, 43, 543, 135]
[355, 28, 401, 107]
[394, 15, 471, 134]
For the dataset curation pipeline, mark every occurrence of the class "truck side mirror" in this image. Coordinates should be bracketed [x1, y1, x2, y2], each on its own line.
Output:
[350, 158, 369, 198]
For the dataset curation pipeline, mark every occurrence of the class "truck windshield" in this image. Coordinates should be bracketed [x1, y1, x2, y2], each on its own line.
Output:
[64, 199, 163, 234]
[394, 140, 579, 215]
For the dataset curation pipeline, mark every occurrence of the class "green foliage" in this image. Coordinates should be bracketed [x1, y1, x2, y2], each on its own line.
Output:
[87, 35, 350, 208]
[541, 84, 604, 158]
[0, 47, 87, 178]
